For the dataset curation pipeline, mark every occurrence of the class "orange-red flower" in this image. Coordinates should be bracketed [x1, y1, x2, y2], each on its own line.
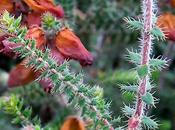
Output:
[171, 0, 175, 7]
[25, 25, 46, 49]
[23, 0, 64, 18]
[56, 28, 93, 66]
[26, 12, 42, 26]
[60, 116, 86, 130]
[157, 13, 175, 41]
[7, 26, 93, 91]
[0, 0, 14, 14]
[8, 60, 35, 87]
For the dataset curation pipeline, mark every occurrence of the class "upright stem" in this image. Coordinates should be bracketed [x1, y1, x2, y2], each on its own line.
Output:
[128, 0, 154, 129]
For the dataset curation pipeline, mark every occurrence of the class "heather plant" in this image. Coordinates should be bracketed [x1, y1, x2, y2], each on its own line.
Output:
[0, 11, 115, 129]
[0, 0, 172, 130]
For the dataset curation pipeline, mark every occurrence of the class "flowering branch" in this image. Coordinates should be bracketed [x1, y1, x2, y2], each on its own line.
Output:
[0, 11, 115, 130]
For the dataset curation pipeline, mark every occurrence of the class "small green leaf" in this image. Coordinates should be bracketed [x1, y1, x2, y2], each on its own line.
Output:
[124, 17, 143, 31]
[141, 92, 154, 105]
[64, 75, 74, 81]
[31, 40, 36, 49]
[150, 58, 168, 70]
[13, 15, 22, 28]
[23, 107, 32, 117]
[122, 105, 135, 116]
[126, 50, 141, 65]
[137, 65, 149, 78]
[142, 116, 158, 129]
[11, 117, 21, 124]
[151, 27, 165, 40]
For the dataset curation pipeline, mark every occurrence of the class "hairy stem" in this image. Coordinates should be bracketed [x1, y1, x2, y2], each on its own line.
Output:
[128, 0, 154, 129]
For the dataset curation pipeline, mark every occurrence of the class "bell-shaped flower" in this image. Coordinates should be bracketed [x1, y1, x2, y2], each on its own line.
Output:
[55, 28, 93, 66]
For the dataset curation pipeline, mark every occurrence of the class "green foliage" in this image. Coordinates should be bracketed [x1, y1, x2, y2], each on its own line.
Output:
[0, 95, 42, 129]
[151, 27, 165, 40]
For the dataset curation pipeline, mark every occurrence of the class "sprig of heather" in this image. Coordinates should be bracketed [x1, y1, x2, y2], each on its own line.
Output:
[0, 11, 116, 130]
[119, 0, 167, 130]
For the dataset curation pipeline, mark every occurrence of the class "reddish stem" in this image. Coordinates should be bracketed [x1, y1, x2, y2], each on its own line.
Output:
[128, 0, 153, 129]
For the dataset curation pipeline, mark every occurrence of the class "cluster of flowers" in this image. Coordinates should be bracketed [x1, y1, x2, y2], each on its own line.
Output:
[0, 0, 93, 92]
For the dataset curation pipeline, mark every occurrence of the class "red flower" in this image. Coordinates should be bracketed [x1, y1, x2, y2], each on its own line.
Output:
[56, 28, 93, 66]
[23, 0, 64, 18]
[157, 13, 175, 41]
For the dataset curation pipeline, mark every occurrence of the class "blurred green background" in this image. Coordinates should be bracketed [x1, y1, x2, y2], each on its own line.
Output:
[0, 0, 175, 129]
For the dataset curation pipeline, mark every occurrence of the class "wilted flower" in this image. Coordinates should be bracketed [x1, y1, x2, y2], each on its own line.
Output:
[60, 116, 86, 130]
[157, 13, 175, 41]
[56, 28, 93, 66]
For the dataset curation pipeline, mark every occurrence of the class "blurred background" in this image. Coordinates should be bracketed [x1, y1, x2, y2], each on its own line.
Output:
[0, 0, 175, 129]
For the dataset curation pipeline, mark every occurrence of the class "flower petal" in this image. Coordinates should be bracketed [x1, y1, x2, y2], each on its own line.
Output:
[23, 0, 64, 18]
[25, 25, 46, 49]
[26, 12, 42, 26]
[55, 28, 93, 66]
[0, 0, 14, 14]
[157, 13, 175, 41]
[8, 60, 35, 87]
[60, 116, 86, 130]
